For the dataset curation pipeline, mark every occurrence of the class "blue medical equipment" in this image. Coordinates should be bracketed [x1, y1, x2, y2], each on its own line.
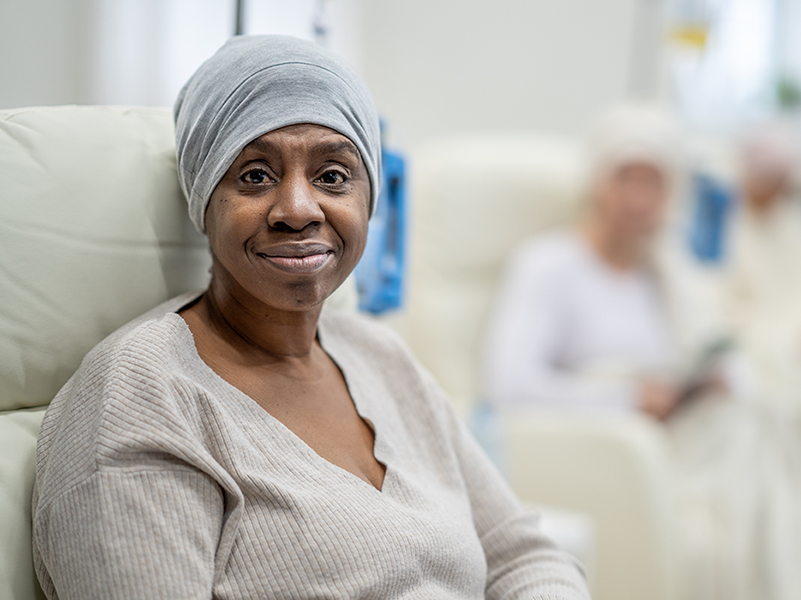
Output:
[354, 146, 407, 314]
[688, 172, 733, 264]
[468, 400, 506, 474]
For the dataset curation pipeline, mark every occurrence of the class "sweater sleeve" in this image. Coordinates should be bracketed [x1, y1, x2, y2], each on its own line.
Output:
[423, 370, 592, 600]
[484, 240, 637, 412]
[33, 333, 232, 600]
[35, 468, 224, 600]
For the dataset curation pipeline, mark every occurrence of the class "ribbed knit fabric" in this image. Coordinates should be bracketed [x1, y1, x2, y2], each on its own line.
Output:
[32, 293, 590, 600]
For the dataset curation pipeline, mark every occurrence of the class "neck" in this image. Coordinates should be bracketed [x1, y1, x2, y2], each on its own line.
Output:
[201, 272, 323, 362]
[580, 220, 646, 271]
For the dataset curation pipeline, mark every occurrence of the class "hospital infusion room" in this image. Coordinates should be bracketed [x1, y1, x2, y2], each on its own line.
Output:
[3, 0, 801, 599]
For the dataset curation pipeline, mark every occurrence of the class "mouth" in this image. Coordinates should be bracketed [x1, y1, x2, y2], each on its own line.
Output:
[254, 243, 334, 274]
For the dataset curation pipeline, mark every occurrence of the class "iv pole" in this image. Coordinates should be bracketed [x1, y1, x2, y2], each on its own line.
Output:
[234, 0, 245, 36]
[232, 0, 330, 45]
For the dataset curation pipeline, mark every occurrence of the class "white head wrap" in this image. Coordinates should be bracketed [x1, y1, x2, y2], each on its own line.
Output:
[174, 35, 382, 233]
[587, 103, 683, 184]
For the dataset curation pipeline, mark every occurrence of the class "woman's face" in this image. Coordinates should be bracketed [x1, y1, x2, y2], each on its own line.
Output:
[593, 160, 669, 241]
[205, 123, 371, 312]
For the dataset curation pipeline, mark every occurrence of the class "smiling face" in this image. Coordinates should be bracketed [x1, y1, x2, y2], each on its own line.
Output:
[204, 123, 371, 313]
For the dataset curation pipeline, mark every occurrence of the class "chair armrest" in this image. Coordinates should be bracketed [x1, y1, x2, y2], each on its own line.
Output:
[0, 407, 47, 600]
[501, 410, 684, 600]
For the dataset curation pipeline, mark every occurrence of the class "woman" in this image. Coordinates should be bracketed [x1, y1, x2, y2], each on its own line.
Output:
[484, 105, 801, 600]
[31, 36, 589, 600]
[724, 125, 801, 413]
[484, 105, 706, 419]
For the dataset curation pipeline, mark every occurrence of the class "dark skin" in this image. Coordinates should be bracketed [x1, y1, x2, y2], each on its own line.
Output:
[179, 123, 386, 490]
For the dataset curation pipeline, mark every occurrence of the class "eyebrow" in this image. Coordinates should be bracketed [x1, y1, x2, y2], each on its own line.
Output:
[244, 137, 360, 161]
[312, 140, 360, 160]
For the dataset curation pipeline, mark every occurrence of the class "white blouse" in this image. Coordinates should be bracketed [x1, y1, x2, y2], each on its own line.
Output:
[485, 231, 675, 411]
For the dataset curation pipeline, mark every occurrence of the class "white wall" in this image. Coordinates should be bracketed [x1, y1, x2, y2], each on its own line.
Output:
[245, 0, 365, 75]
[1, 0, 664, 141]
[83, 0, 366, 107]
[0, 0, 364, 110]
[361, 0, 664, 146]
[86, 0, 234, 107]
[0, 0, 91, 108]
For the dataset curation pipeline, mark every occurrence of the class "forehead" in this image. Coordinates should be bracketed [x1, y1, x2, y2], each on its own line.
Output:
[242, 123, 360, 159]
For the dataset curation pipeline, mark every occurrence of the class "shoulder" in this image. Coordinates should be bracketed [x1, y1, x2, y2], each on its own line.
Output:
[36, 299, 206, 498]
[319, 308, 460, 441]
[319, 308, 439, 404]
[87, 290, 202, 353]
[40, 307, 197, 431]
[64, 291, 202, 384]
[500, 230, 587, 294]
[73, 306, 196, 398]
[513, 230, 586, 269]
[319, 308, 415, 367]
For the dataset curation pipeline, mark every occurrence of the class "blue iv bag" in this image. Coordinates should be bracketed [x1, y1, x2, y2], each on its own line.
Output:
[688, 172, 733, 264]
[354, 147, 407, 314]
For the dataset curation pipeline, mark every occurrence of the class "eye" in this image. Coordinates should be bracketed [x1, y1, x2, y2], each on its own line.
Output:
[240, 168, 271, 185]
[318, 170, 347, 185]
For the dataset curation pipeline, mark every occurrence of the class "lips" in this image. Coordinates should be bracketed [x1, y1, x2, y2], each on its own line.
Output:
[254, 243, 334, 274]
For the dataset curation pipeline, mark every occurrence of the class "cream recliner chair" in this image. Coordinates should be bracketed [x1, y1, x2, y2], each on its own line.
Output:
[0, 105, 212, 600]
[403, 135, 684, 600]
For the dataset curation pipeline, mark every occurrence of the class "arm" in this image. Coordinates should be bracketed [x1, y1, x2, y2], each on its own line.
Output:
[484, 243, 636, 412]
[34, 467, 224, 600]
[428, 370, 591, 600]
[32, 341, 235, 600]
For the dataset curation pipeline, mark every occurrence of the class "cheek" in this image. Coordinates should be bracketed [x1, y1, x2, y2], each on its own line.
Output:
[594, 178, 619, 209]
[338, 184, 371, 257]
[205, 200, 233, 256]
[637, 185, 668, 216]
[340, 208, 370, 259]
[596, 188, 625, 220]
[652, 192, 669, 215]
[205, 196, 256, 260]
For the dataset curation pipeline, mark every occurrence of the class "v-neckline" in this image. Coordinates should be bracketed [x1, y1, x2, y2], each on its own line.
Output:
[167, 309, 391, 494]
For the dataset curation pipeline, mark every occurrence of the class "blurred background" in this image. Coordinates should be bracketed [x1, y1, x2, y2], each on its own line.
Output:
[4, 2, 801, 600]
[8, 0, 801, 140]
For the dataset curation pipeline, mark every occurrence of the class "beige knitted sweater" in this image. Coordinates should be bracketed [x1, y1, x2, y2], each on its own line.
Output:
[32, 293, 590, 600]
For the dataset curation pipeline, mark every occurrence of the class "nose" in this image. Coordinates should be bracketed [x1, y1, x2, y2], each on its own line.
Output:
[266, 174, 325, 232]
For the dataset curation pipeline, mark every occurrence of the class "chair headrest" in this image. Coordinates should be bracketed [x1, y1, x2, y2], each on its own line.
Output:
[0, 106, 211, 411]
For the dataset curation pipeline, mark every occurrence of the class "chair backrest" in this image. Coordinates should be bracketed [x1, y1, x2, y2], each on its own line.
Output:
[0, 105, 211, 600]
[0, 106, 212, 414]
[402, 133, 585, 412]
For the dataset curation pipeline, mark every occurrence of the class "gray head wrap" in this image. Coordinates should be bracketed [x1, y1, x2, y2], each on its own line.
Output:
[174, 35, 382, 233]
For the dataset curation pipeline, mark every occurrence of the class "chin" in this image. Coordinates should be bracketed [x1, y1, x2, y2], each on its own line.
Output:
[269, 280, 338, 311]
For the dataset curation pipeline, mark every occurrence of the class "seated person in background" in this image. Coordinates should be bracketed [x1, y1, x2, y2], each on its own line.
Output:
[32, 36, 590, 600]
[484, 104, 706, 420]
[484, 105, 801, 600]
[724, 125, 801, 412]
